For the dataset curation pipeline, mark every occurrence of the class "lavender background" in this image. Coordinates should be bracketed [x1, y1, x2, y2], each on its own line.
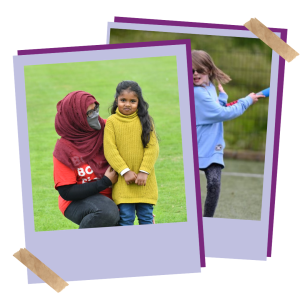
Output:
[14, 41, 203, 283]
[107, 18, 285, 260]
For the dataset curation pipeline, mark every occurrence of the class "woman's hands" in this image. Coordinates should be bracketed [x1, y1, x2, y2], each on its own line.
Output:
[104, 166, 118, 184]
[248, 93, 265, 104]
[124, 170, 137, 185]
[135, 172, 148, 186]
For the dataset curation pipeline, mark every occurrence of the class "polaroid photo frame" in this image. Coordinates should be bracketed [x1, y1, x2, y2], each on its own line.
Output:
[106, 17, 286, 260]
[14, 40, 205, 284]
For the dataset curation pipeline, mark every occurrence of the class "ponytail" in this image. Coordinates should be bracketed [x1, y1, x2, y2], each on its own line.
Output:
[192, 50, 231, 85]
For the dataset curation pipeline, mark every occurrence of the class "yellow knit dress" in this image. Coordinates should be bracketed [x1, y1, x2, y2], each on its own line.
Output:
[104, 108, 159, 205]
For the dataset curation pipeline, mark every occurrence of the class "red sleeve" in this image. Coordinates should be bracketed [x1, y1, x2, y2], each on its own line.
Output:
[226, 100, 239, 107]
[53, 156, 77, 189]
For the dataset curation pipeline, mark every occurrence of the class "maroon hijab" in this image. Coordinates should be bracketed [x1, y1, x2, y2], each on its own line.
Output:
[53, 91, 108, 178]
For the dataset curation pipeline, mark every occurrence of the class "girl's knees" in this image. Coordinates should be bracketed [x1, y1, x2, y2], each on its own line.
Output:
[207, 179, 221, 194]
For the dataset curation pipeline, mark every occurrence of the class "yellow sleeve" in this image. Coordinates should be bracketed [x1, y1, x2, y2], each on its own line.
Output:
[139, 130, 159, 174]
[104, 119, 129, 174]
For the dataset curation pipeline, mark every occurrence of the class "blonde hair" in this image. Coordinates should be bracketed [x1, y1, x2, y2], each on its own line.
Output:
[192, 50, 231, 85]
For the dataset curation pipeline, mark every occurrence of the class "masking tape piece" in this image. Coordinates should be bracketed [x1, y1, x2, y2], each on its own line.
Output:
[244, 18, 299, 62]
[13, 248, 68, 293]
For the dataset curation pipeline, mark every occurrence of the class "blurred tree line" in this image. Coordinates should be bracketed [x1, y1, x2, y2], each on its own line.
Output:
[110, 29, 272, 154]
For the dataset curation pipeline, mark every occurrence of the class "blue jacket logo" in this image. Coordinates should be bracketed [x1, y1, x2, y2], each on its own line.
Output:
[215, 144, 222, 151]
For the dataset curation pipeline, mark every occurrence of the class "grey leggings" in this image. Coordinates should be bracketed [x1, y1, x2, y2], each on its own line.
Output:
[202, 163, 222, 217]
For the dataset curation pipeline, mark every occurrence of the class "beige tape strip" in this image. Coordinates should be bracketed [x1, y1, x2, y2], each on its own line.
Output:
[244, 18, 299, 62]
[13, 248, 68, 293]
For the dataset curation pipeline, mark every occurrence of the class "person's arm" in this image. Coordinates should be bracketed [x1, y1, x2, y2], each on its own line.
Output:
[104, 119, 139, 184]
[226, 100, 239, 106]
[195, 87, 253, 125]
[104, 119, 130, 173]
[54, 155, 117, 201]
[135, 129, 159, 186]
[217, 84, 228, 107]
[57, 176, 112, 201]
[218, 92, 228, 107]
[139, 129, 159, 174]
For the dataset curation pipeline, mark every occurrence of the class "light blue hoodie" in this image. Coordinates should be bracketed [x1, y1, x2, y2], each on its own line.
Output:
[194, 83, 253, 169]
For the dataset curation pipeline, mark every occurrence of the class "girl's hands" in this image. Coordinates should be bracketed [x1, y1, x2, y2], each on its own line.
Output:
[104, 166, 118, 184]
[218, 84, 226, 94]
[124, 170, 137, 185]
[135, 172, 148, 186]
[248, 93, 265, 104]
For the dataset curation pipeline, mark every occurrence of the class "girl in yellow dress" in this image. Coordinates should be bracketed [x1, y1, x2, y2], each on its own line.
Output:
[104, 81, 159, 226]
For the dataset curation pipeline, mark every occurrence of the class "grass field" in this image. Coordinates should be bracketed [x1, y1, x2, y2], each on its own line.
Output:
[200, 159, 264, 220]
[24, 56, 188, 231]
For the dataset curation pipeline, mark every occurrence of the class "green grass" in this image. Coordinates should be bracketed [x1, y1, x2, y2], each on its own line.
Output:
[200, 159, 264, 220]
[24, 56, 188, 231]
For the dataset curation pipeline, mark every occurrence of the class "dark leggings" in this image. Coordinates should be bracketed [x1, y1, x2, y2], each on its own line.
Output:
[64, 194, 120, 228]
[202, 163, 222, 217]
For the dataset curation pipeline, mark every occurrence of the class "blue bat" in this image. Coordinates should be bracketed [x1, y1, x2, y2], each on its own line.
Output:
[256, 87, 270, 97]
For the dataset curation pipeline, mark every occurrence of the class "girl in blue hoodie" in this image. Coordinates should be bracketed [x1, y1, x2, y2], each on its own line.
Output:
[192, 50, 265, 217]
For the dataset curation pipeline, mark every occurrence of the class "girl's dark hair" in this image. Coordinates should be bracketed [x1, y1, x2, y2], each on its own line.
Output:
[192, 50, 231, 85]
[111, 81, 157, 148]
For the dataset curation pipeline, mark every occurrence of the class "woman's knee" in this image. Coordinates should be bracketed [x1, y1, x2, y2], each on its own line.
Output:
[105, 201, 120, 226]
[97, 197, 120, 226]
[80, 207, 119, 228]
[75, 194, 120, 228]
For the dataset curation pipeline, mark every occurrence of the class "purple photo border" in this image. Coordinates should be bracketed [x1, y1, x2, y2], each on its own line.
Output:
[113, 16, 286, 258]
[185, 42, 206, 264]
[16, 39, 205, 271]
[19, 40, 191, 55]
[268, 32, 286, 257]
[114, 16, 285, 33]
